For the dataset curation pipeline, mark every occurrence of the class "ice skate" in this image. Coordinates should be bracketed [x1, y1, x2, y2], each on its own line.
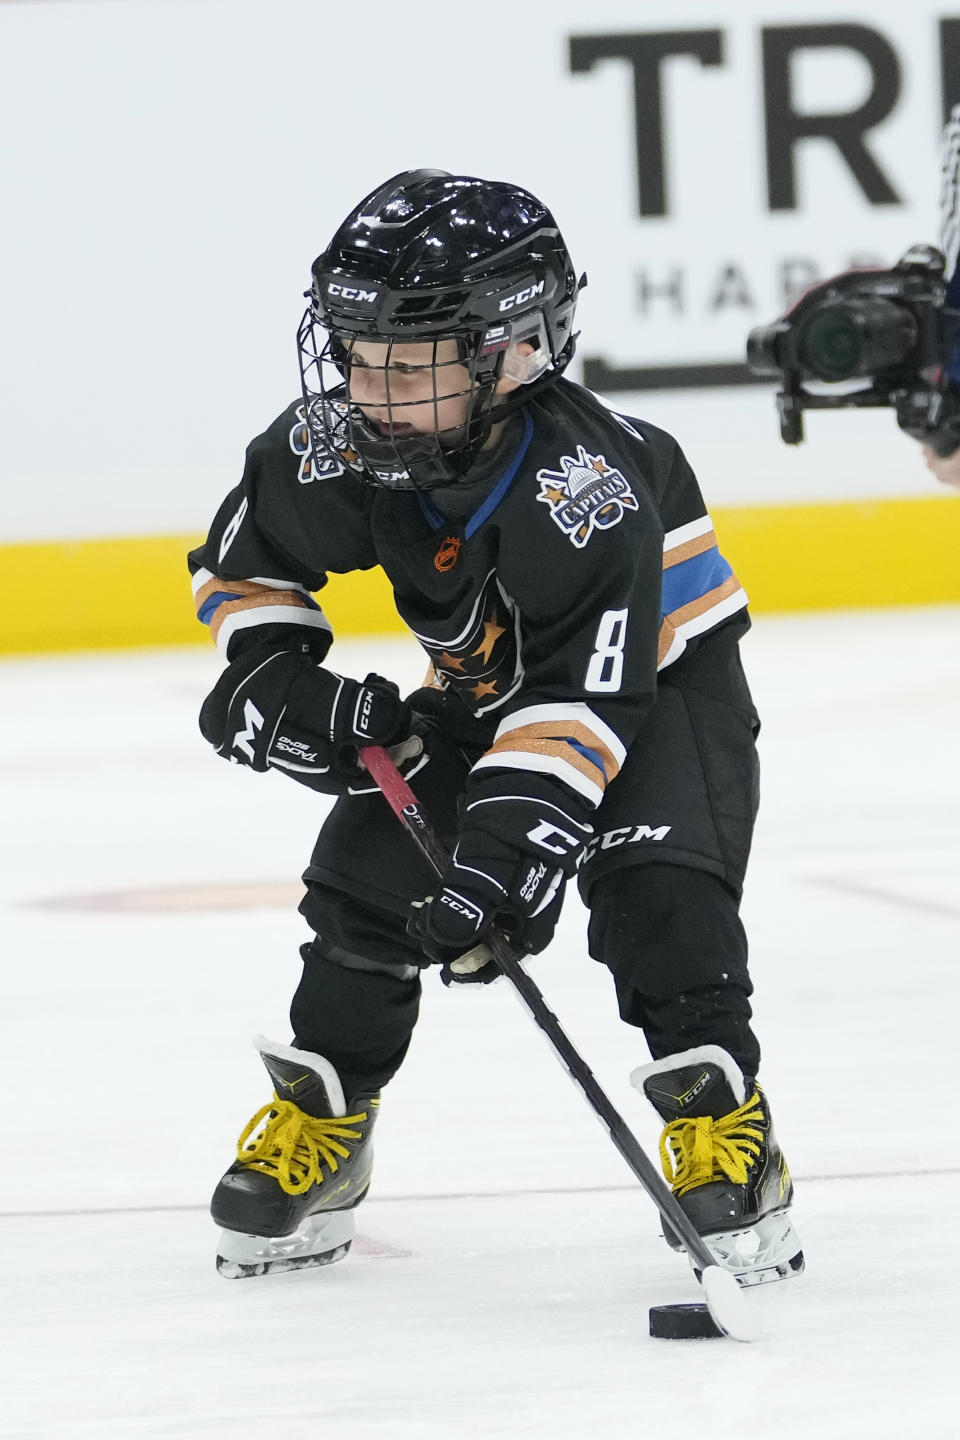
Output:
[211, 1036, 378, 1278]
[631, 1044, 804, 1287]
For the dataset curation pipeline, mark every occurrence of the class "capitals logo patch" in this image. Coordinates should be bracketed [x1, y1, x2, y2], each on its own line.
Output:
[535, 446, 639, 548]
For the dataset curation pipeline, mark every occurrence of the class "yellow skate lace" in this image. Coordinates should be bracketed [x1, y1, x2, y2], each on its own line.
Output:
[659, 1091, 765, 1197]
[236, 1095, 369, 1197]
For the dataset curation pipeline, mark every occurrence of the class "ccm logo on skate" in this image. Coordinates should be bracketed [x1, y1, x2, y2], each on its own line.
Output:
[498, 279, 545, 312]
[579, 822, 672, 865]
[327, 283, 379, 302]
[675, 1071, 711, 1108]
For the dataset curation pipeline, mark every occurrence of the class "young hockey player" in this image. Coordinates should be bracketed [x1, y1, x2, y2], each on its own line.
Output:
[190, 169, 803, 1284]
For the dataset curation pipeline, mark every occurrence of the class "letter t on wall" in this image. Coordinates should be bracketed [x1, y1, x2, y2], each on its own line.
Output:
[569, 30, 724, 217]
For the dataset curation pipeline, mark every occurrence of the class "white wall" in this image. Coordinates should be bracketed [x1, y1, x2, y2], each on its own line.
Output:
[2, 0, 953, 541]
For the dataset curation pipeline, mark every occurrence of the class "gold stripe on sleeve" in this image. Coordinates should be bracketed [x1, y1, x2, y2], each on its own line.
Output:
[482, 735, 607, 790]
[662, 528, 717, 569]
[208, 588, 315, 644]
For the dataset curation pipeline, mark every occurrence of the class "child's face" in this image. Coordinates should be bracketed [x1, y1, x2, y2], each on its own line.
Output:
[345, 337, 473, 438]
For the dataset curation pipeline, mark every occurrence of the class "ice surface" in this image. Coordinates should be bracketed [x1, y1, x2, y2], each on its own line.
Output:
[3, 609, 959, 1438]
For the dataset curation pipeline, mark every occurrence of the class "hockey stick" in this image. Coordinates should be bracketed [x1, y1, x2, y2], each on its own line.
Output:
[359, 743, 757, 1342]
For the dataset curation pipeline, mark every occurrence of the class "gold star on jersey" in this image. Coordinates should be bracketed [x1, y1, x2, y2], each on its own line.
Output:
[414, 572, 522, 715]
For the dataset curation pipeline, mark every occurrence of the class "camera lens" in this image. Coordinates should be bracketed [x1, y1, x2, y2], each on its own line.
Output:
[799, 310, 861, 380]
[797, 299, 916, 382]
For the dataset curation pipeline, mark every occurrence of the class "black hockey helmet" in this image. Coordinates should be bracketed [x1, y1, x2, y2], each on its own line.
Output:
[297, 169, 582, 490]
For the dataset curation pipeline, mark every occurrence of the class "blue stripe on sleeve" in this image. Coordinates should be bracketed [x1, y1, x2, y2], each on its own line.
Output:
[198, 591, 243, 625]
[197, 589, 322, 626]
[566, 739, 607, 780]
[660, 547, 733, 616]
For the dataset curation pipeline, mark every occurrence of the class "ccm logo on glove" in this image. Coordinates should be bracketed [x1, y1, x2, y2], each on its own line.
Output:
[356, 688, 377, 735]
[409, 768, 595, 980]
[525, 819, 584, 856]
[439, 890, 485, 925]
[200, 639, 411, 795]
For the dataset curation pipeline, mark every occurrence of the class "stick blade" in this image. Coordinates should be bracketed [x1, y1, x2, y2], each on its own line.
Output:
[700, 1264, 760, 1342]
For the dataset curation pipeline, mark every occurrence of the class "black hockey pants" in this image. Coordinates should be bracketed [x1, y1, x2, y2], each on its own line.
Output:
[292, 627, 762, 1099]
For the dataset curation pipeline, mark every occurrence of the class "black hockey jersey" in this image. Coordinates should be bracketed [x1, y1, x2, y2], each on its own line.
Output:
[189, 379, 747, 812]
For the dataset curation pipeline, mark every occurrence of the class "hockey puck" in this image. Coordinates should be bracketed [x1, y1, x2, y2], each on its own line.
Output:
[649, 1303, 724, 1340]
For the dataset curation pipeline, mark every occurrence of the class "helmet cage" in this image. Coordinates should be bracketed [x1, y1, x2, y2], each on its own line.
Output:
[297, 279, 562, 490]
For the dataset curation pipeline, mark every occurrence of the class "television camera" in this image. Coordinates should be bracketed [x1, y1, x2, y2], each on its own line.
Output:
[746, 244, 960, 455]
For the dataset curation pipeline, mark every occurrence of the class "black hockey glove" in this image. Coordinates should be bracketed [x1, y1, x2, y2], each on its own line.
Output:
[408, 771, 594, 981]
[199, 638, 411, 794]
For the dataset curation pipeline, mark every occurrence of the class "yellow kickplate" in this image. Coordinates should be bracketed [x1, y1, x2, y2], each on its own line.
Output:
[714, 494, 960, 611]
[1, 494, 959, 654]
[0, 534, 404, 653]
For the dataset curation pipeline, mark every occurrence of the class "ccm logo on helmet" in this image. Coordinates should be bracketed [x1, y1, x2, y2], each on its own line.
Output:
[498, 280, 545, 312]
[327, 283, 379, 303]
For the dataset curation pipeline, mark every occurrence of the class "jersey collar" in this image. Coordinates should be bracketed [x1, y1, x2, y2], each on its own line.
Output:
[417, 411, 534, 539]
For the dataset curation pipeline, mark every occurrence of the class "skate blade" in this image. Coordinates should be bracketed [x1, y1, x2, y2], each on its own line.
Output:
[693, 1210, 805, 1288]
[215, 1207, 355, 1280]
[216, 1241, 352, 1279]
